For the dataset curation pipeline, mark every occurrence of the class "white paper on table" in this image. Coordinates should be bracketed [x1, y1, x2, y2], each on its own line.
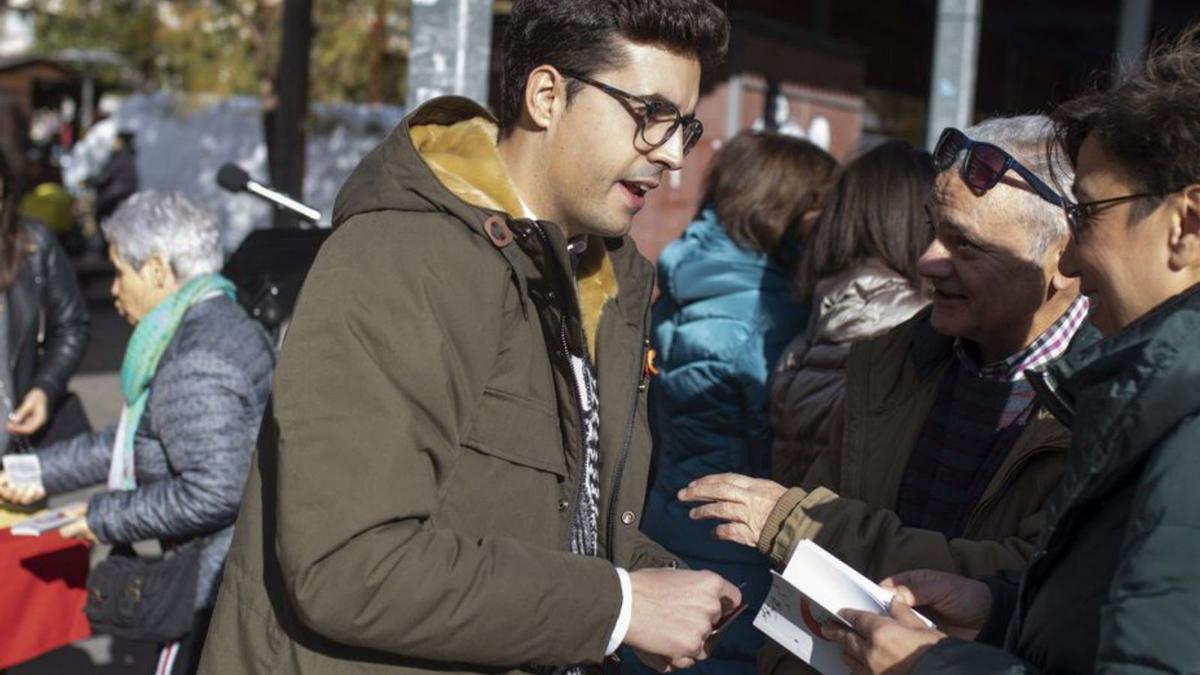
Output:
[752, 540, 934, 675]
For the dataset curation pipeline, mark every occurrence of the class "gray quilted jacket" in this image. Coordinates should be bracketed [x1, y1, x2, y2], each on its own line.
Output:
[769, 261, 926, 487]
[38, 295, 275, 610]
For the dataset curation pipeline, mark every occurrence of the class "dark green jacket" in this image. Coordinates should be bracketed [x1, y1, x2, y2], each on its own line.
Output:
[916, 282, 1200, 673]
[199, 97, 677, 674]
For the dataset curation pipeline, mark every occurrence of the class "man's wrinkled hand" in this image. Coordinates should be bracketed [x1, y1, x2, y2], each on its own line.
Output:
[678, 473, 787, 548]
[828, 598, 946, 675]
[881, 569, 991, 640]
[623, 568, 742, 671]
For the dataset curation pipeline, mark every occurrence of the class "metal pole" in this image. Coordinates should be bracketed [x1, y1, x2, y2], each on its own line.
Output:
[1116, 0, 1154, 81]
[925, 0, 982, 150]
[406, 0, 494, 110]
[272, 0, 313, 228]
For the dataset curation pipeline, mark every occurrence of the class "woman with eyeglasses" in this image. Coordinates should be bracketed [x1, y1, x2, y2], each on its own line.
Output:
[630, 131, 835, 675]
[824, 25, 1200, 675]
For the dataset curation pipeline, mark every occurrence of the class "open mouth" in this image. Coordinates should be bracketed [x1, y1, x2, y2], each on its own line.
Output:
[620, 181, 649, 199]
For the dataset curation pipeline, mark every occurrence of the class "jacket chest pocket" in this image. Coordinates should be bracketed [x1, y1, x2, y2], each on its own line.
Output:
[443, 387, 568, 547]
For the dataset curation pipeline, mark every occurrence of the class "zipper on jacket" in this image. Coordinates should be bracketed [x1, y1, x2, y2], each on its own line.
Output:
[530, 222, 591, 550]
[605, 287, 655, 558]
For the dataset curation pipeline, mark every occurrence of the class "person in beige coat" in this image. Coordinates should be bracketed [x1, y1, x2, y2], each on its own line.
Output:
[770, 142, 933, 487]
[679, 117, 1100, 675]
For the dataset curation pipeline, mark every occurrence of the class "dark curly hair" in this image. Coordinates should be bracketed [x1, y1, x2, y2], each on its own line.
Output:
[1051, 23, 1200, 214]
[499, 0, 730, 135]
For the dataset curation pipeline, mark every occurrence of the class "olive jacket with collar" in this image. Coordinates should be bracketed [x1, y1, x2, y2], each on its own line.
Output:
[756, 308, 1099, 675]
[6, 220, 89, 412]
[914, 282, 1200, 674]
[199, 97, 678, 675]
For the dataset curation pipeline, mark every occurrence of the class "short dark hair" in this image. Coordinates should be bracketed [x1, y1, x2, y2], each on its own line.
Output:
[701, 131, 836, 270]
[499, 0, 730, 135]
[1051, 24, 1200, 215]
[795, 141, 935, 298]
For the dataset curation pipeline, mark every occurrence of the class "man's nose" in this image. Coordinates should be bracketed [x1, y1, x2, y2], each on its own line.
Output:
[918, 238, 953, 279]
[647, 128, 686, 171]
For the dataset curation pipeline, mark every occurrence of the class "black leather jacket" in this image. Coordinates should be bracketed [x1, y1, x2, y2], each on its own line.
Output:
[6, 220, 89, 407]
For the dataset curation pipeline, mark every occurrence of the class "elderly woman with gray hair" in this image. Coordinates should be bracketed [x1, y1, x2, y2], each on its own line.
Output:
[0, 190, 275, 675]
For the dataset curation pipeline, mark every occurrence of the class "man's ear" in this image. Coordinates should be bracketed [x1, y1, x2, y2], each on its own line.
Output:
[522, 65, 567, 132]
[1167, 184, 1200, 271]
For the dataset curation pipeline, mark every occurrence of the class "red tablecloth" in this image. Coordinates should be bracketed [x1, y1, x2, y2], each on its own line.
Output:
[0, 527, 91, 669]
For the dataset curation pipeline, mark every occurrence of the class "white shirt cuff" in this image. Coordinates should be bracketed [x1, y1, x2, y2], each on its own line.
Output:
[606, 567, 633, 655]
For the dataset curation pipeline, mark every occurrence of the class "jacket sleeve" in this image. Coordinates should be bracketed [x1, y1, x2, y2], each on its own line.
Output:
[1092, 417, 1200, 672]
[756, 485, 1041, 580]
[757, 399, 1043, 580]
[272, 214, 622, 668]
[30, 227, 90, 402]
[36, 424, 117, 495]
[86, 349, 258, 545]
[626, 529, 686, 570]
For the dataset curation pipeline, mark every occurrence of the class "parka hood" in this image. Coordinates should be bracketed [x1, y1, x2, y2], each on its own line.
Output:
[332, 96, 626, 359]
[333, 97, 528, 230]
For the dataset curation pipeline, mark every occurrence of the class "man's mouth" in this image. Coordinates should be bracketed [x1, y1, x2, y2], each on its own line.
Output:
[619, 180, 654, 199]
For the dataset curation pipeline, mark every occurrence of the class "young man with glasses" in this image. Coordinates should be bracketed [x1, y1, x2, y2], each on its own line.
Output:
[680, 115, 1099, 675]
[199, 2, 739, 674]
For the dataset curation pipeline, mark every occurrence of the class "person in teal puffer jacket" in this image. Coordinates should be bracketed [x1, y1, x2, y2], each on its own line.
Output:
[628, 132, 835, 675]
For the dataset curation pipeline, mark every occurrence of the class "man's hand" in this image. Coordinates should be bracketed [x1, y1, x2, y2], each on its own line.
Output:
[678, 473, 787, 548]
[0, 470, 47, 505]
[624, 568, 742, 672]
[882, 569, 992, 640]
[7, 387, 49, 435]
[828, 599, 946, 675]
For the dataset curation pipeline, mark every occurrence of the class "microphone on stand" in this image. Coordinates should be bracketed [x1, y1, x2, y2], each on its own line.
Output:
[216, 163, 321, 224]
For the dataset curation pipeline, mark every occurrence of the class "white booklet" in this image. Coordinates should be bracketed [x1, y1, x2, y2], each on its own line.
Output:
[10, 503, 86, 537]
[753, 540, 934, 675]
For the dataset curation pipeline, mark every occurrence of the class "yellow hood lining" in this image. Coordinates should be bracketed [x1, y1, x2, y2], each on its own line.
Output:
[411, 117, 619, 361]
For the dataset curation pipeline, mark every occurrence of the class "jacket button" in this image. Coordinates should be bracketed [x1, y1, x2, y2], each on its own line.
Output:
[620, 511, 635, 525]
[558, 498, 569, 512]
[638, 382, 648, 392]
[547, 290, 556, 301]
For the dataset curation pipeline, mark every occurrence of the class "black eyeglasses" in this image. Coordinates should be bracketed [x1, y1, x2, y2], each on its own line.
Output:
[933, 127, 1064, 208]
[1064, 189, 1186, 237]
[559, 70, 704, 155]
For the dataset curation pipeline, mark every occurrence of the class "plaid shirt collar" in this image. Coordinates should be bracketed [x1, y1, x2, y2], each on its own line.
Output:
[955, 295, 1091, 382]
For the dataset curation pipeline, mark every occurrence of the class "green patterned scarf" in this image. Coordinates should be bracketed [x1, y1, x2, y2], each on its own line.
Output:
[107, 273, 237, 490]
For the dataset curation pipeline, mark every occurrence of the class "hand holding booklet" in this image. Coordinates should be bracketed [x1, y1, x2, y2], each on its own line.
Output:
[753, 540, 934, 675]
[9, 502, 88, 537]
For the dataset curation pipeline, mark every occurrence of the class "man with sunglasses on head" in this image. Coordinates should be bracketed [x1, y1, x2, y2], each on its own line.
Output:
[199, 2, 741, 675]
[680, 115, 1099, 675]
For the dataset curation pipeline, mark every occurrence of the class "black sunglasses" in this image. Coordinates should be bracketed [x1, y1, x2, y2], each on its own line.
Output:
[933, 128, 1064, 207]
[559, 70, 704, 155]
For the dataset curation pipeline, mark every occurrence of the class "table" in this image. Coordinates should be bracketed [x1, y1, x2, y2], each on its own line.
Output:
[0, 526, 91, 670]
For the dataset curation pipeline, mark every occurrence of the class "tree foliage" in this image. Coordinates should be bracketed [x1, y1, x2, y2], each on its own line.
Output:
[29, 0, 410, 103]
